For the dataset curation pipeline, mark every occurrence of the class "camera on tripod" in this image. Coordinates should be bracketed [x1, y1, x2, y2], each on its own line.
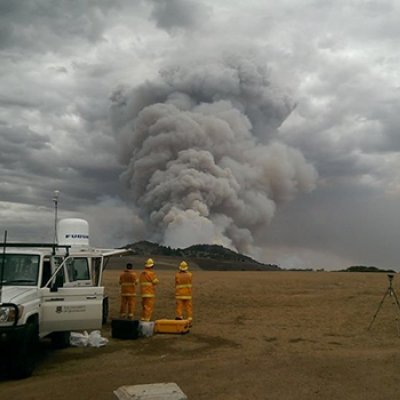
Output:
[368, 272, 400, 335]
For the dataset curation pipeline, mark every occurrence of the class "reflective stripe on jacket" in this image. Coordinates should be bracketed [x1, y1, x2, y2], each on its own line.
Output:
[119, 270, 138, 296]
[139, 270, 159, 298]
[175, 271, 192, 300]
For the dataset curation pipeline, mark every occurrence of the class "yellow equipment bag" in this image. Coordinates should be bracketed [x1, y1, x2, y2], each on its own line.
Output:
[154, 319, 190, 334]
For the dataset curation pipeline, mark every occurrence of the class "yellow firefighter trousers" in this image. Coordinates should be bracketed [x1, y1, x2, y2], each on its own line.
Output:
[120, 296, 135, 319]
[141, 297, 155, 321]
[176, 299, 193, 321]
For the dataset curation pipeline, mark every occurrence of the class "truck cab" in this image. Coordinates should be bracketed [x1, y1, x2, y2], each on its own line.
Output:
[0, 218, 127, 378]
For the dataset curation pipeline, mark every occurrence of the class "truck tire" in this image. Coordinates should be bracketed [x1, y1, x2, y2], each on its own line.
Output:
[51, 331, 71, 349]
[102, 296, 109, 325]
[9, 321, 39, 379]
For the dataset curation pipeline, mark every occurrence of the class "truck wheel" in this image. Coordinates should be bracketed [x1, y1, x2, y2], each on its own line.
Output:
[9, 321, 39, 379]
[51, 331, 71, 349]
[102, 296, 109, 325]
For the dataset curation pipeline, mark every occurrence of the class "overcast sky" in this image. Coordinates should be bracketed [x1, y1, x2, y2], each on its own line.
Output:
[1, 0, 400, 270]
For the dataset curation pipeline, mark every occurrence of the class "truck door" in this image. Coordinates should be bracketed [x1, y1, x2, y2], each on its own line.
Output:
[39, 256, 104, 333]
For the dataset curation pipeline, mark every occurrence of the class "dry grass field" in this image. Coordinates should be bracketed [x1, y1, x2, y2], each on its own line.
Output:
[1, 268, 400, 399]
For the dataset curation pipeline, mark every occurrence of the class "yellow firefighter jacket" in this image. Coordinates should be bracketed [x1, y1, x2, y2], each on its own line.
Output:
[175, 271, 192, 300]
[139, 269, 159, 298]
[119, 270, 138, 296]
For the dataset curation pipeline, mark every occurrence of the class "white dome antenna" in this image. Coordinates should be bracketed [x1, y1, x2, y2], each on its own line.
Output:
[57, 218, 90, 248]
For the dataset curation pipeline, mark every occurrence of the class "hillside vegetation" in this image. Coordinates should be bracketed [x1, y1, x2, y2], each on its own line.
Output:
[123, 241, 280, 271]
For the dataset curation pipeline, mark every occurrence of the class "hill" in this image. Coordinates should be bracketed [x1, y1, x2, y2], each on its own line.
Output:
[123, 241, 280, 271]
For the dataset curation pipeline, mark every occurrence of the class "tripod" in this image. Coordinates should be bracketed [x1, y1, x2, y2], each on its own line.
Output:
[368, 274, 400, 335]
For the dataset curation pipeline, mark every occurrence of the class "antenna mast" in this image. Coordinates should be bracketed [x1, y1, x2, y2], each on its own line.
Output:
[53, 190, 60, 244]
[0, 230, 7, 303]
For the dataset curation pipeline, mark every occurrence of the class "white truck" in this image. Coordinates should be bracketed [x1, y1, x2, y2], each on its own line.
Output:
[0, 218, 128, 378]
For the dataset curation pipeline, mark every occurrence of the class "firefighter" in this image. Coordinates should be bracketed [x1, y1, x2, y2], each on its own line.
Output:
[175, 260, 193, 326]
[139, 258, 159, 321]
[119, 263, 138, 320]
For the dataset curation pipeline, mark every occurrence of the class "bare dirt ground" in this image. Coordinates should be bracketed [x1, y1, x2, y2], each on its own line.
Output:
[2, 269, 400, 399]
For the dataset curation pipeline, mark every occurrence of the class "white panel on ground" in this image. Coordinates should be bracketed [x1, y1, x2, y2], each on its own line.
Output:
[113, 383, 187, 400]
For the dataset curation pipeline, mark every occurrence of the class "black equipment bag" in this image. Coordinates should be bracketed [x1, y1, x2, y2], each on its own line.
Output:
[111, 319, 139, 340]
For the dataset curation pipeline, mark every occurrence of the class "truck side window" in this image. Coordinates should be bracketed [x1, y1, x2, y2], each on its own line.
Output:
[92, 258, 102, 286]
[54, 268, 65, 288]
[66, 258, 90, 281]
[41, 260, 52, 287]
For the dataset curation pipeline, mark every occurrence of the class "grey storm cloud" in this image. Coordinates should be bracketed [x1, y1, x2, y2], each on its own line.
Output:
[150, 0, 211, 33]
[0, 123, 51, 176]
[0, 123, 50, 150]
[111, 56, 318, 253]
[0, 0, 138, 53]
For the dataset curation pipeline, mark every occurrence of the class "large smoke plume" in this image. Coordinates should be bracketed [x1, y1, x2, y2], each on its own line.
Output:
[111, 56, 318, 254]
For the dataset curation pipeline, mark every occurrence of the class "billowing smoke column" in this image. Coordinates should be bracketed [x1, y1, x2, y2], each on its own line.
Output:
[111, 56, 318, 254]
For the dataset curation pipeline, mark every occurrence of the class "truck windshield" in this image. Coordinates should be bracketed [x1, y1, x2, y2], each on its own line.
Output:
[0, 254, 40, 286]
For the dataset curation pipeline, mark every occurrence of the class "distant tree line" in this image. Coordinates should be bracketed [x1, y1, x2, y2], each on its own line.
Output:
[341, 266, 396, 273]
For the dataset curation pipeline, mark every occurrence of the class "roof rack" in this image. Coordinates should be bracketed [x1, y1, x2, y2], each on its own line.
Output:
[0, 243, 71, 256]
